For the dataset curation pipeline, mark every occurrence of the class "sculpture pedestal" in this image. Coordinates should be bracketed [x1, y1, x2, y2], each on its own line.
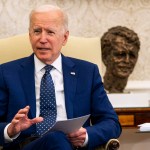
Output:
[108, 93, 150, 127]
[108, 93, 150, 108]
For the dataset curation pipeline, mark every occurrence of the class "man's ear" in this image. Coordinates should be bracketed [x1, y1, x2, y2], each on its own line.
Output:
[62, 31, 69, 46]
[102, 55, 109, 66]
[28, 28, 32, 43]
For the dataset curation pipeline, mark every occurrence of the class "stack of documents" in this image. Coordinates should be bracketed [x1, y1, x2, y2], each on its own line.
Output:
[138, 123, 150, 132]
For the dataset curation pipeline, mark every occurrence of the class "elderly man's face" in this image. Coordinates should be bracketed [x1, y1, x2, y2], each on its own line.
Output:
[29, 10, 69, 65]
[107, 37, 139, 78]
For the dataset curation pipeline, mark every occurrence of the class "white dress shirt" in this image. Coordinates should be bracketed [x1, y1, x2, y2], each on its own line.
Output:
[34, 54, 67, 120]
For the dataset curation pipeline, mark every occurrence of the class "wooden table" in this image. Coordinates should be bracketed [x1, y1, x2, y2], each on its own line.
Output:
[119, 128, 150, 150]
[115, 107, 150, 127]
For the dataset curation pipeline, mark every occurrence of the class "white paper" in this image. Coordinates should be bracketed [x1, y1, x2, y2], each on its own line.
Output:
[44, 114, 90, 135]
[138, 123, 150, 132]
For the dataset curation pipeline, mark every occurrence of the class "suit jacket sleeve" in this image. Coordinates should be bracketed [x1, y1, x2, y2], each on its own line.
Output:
[0, 65, 10, 145]
[85, 64, 121, 149]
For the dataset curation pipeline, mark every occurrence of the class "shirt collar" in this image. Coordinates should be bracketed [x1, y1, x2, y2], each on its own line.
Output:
[34, 54, 62, 74]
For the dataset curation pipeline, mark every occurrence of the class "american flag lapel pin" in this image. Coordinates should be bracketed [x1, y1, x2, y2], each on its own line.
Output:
[70, 72, 75, 75]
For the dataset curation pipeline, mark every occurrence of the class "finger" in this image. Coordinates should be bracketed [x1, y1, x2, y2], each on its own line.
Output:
[11, 119, 20, 124]
[69, 138, 84, 142]
[68, 131, 86, 145]
[68, 127, 86, 137]
[12, 106, 30, 124]
[68, 136, 85, 142]
[11, 113, 27, 125]
[31, 117, 44, 124]
[68, 132, 81, 138]
[70, 140, 84, 147]
[24, 106, 30, 116]
[14, 113, 26, 120]
[17, 106, 30, 115]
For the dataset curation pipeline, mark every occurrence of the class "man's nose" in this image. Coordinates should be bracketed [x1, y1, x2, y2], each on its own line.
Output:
[125, 54, 130, 63]
[39, 32, 48, 43]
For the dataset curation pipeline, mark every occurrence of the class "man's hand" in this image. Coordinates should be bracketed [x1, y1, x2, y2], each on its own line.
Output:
[7, 106, 43, 138]
[67, 127, 87, 147]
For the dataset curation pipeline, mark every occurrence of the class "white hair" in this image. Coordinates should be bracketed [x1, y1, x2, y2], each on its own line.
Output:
[29, 4, 68, 31]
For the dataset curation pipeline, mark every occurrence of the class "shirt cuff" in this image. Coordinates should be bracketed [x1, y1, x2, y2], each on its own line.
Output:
[82, 131, 88, 147]
[4, 123, 20, 143]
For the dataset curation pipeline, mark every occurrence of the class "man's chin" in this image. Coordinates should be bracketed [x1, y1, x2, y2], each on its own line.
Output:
[37, 56, 52, 64]
[115, 73, 130, 78]
[114, 68, 133, 78]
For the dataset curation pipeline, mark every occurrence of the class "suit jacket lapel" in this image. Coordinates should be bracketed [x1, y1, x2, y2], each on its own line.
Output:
[62, 55, 78, 119]
[19, 54, 36, 118]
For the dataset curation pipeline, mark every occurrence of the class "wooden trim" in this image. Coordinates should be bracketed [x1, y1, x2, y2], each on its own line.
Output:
[115, 107, 150, 128]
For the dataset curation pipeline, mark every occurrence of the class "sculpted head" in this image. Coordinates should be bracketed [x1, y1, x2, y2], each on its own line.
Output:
[101, 26, 140, 92]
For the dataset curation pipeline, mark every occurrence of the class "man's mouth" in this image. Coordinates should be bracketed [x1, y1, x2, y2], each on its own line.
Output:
[118, 66, 132, 72]
[37, 48, 50, 51]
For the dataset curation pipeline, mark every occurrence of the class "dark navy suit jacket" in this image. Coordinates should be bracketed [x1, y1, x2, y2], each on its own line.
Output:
[0, 54, 121, 149]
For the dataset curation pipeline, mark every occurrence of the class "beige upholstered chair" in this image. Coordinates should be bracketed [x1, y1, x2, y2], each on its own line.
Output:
[0, 34, 120, 150]
[0, 34, 102, 72]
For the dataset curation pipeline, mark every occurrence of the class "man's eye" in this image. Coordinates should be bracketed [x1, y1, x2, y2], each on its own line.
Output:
[129, 53, 136, 59]
[114, 52, 126, 58]
[33, 29, 41, 34]
[47, 30, 55, 35]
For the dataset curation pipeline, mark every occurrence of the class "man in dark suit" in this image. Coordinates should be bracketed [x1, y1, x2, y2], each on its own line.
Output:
[0, 4, 121, 150]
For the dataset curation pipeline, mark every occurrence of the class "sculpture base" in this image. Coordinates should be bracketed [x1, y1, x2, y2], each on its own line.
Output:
[107, 92, 150, 127]
[108, 93, 150, 108]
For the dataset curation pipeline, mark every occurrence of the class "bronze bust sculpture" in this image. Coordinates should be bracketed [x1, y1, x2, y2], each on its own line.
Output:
[101, 26, 140, 93]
